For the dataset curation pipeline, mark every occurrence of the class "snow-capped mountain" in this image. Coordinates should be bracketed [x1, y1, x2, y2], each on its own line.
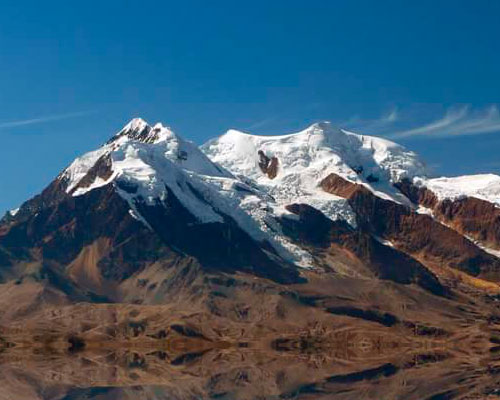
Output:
[44, 117, 496, 273]
[50, 119, 433, 270]
[58, 118, 318, 268]
[2, 117, 500, 303]
[2, 118, 500, 398]
[64, 119, 230, 232]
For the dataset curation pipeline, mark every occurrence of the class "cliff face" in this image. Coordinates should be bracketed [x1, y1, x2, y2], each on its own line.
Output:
[281, 202, 444, 295]
[322, 173, 500, 283]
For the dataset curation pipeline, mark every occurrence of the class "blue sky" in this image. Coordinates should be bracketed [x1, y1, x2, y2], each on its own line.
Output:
[1, 0, 499, 215]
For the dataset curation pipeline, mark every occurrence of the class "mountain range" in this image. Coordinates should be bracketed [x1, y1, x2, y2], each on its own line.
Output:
[1, 118, 500, 399]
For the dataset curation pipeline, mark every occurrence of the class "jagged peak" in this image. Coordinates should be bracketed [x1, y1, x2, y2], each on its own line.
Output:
[123, 117, 149, 132]
[107, 118, 176, 145]
[62, 118, 232, 198]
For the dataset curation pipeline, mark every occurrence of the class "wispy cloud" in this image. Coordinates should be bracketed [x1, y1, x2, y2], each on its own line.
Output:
[384, 107, 398, 123]
[340, 107, 399, 133]
[0, 110, 96, 130]
[389, 105, 500, 139]
[244, 116, 277, 131]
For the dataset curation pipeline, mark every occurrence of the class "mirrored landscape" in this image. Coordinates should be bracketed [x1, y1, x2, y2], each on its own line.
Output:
[1, 323, 499, 400]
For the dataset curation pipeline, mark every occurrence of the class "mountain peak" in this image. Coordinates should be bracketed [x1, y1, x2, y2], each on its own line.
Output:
[61, 118, 232, 204]
[107, 118, 176, 145]
[306, 121, 334, 132]
[223, 121, 337, 139]
[124, 117, 149, 132]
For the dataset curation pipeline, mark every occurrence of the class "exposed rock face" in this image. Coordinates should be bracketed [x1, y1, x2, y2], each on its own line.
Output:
[131, 186, 302, 284]
[321, 174, 500, 282]
[282, 203, 445, 295]
[436, 197, 500, 248]
[257, 150, 279, 179]
[0, 184, 162, 292]
[0, 182, 302, 300]
[69, 154, 113, 194]
[106, 118, 161, 144]
[320, 173, 368, 199]
[394, 178, 439, 209]
[1, 172, 69, 228]
[396, 178, 500, 250]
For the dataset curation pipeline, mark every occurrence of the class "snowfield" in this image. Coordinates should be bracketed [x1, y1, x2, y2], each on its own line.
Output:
[201, 121, 427, 209]
[415, 174, 500, 206]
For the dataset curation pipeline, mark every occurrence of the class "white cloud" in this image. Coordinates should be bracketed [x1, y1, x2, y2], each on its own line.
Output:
[390, 105, 500, 139]
[0, 110, 95, 129]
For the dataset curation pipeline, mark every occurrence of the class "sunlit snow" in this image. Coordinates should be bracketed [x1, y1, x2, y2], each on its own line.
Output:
[57, 118, 500, 269]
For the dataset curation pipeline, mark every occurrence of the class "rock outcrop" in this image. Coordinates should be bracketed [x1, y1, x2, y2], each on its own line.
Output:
[396, 178, 500, 250]
[257, 150, 279, 179]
